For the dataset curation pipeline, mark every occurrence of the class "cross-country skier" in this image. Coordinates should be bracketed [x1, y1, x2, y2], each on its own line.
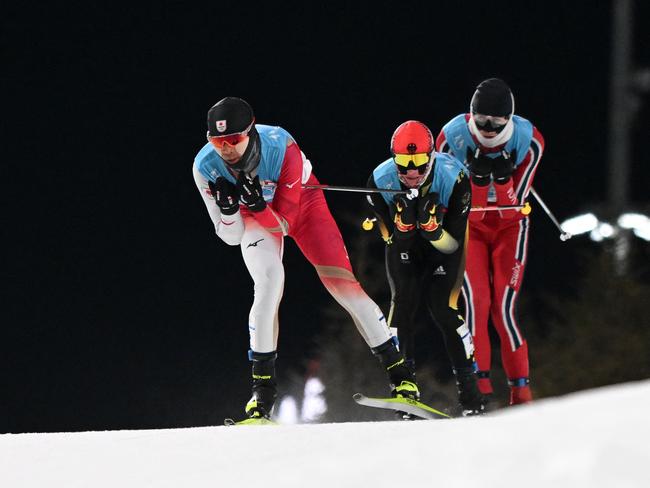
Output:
[436, 78, 545, 405]
[193, 97, 420, 421]
[366, 120, 485, 416]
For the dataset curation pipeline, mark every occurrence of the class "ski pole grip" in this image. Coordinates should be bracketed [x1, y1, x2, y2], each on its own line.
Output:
[362, 218, 376, 231]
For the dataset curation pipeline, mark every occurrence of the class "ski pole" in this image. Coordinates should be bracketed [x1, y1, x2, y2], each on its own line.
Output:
[471, 202, 532, 214]
[361, 202, 531, 231]
[529, 187, 572, 241]
[362, 218, 378, 230]
[303, 184, 419, 199]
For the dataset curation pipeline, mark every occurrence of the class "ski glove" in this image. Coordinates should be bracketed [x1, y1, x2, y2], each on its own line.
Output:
[466, 147, 492, 187]
[237, 172, 267, 213]
[492, 149, 517, 184]
[417, 192, 446, 241]
[391, 196, 417, 239]
[209, 177, 239, 215]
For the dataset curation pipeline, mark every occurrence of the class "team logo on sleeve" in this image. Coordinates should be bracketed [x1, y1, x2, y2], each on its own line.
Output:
[216, 120, 227, 133]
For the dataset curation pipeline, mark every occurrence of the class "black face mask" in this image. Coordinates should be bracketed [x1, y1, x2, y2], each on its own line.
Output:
[474, 117, 508, 134]
[228, 126, 262, 174]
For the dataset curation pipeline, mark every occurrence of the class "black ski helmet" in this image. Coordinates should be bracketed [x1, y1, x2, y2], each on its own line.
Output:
[470, 78, 515, 117]
[207, 97, 261, 173]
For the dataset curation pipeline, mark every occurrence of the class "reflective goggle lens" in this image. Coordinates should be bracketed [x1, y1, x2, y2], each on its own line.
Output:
[393, 153, 430, 167]
[207, 121, 254, 149]
[472, 113, 509, 130]
[208, 132, 249, 149]
[394, 153, 431, 175]
[211, 134, 246, 148]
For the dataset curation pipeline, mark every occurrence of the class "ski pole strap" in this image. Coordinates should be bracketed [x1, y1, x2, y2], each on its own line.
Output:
[508, 377, 530, 387]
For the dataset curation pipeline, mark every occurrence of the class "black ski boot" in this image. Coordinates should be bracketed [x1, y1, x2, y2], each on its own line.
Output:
[455, 367, 486, 417]
[372, 339, 420, 399]
[372, 339, 421, 419]
[245, 351, 278, 420]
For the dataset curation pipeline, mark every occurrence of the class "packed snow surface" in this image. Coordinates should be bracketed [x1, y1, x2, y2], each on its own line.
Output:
[2, 380, 649, 488]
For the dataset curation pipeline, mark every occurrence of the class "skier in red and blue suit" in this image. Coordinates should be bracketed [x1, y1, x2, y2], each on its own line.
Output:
[436, 79, 544, 405]
[193, 97, 420, 421]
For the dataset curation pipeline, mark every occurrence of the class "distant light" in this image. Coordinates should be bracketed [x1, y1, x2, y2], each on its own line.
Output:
[562, 211, 650, 243]
[589, 223, 616, 242]
[618, 213, 650, 230]
[590, 229, 604, 242]
[301, 377, 327, 422]
[617, 213, 650, 241]
[561, 213, 598, 235]
[598, 222, 616, 238]
[304, 376, 325, 396]
[277, 396, 299, 424]
[634, 227, 650, 242]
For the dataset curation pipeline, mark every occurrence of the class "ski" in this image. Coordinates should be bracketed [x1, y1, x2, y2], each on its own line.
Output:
[224, 417, 278, 426]
[353, 393, 450, 420]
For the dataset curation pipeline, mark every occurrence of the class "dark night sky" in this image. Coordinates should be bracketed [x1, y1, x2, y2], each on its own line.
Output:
[4, 1, 649, 432]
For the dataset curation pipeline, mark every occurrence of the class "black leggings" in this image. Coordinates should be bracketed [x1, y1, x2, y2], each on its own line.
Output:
[385, 238, 472, 372]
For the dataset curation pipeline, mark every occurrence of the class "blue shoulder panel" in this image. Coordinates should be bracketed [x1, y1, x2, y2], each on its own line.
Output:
[441, 114, 472, 161]
[429, 152, 468, 207]
[443, 114, 533, 168]
[193, 124, 293, 203]
[372, 159, 402, 206]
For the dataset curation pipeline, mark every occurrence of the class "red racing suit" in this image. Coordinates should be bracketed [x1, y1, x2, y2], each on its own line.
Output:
[194, 133, 392, 355]
[436, 115, 544, 404]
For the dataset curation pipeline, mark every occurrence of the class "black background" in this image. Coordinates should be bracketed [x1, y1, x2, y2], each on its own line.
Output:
[4, 1, 649, 432]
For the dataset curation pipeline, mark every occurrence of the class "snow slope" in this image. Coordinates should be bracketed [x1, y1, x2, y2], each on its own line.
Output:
[2, 380, 649, 488]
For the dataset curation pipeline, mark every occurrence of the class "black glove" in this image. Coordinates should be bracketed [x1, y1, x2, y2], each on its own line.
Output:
[208, 177, 239, 215]
[391, 196, 417, 239]
[492, 149, 517, 184]
[466, 147, 492, 187]
[417, 192, 446, 241]
[236, 172, 267, 213]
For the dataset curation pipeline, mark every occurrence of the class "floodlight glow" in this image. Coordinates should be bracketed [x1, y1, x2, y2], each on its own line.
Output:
[633, 227, 650, 241]
[301, 377, 327, 422]
[561, 213, 598, 235]
[277, 396, 299, 424]
[589, 223, 616, 242]
[304, 377, 325, 396]
[589, 229, 604, 242]
[618, 213, 650, 230]
[598, 222, 616, 238]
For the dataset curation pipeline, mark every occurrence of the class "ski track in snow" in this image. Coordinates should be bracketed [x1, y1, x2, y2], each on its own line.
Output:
[2, 380, 649, 488]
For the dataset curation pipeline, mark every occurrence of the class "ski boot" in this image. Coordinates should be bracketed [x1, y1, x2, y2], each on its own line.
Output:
[508, 377, 532, 405]
[245, 350, 278, 420]
[372, 339, 420, 419]
[455, 367, 486, 417]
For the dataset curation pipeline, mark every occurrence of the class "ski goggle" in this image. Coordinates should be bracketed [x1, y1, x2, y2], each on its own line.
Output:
[393, 153, 431, 174]
[207, 121, 254, 149]
[472, 113, 510, 131]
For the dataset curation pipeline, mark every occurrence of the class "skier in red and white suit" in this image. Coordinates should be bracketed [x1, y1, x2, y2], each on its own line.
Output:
[436, 79, 544, 405]
[193, 97, 419, 421]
